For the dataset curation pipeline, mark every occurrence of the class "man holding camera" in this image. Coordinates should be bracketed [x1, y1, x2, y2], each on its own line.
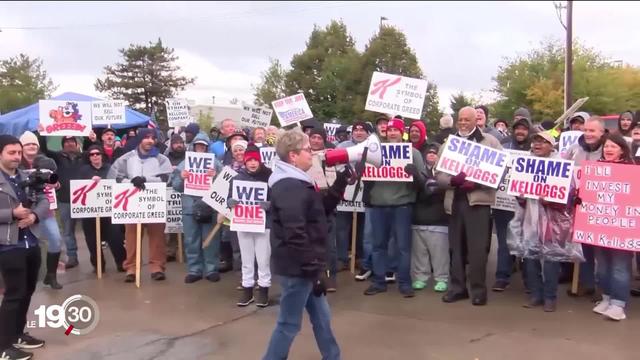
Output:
[0, 135, 48, 360]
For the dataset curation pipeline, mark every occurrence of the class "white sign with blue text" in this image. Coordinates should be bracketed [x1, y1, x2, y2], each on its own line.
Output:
[230, 180, 268, 233]
[507, 155, 575, 204]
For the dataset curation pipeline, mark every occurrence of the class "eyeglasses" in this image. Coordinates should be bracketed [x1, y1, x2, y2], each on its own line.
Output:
[89, 153, 101, 157]
[300, 146, 312, 153]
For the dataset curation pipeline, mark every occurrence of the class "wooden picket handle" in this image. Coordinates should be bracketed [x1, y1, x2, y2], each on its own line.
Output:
[177, 233, 184, 263]
[96, 217, 102, 279]
[135, 223, 142, 288]
[570, 261, 580, 295]
[202, 222, 222, 249]
[350, 212, 358, 274]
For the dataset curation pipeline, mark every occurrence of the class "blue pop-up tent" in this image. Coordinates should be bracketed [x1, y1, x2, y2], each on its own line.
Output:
[0, 92, 150, 137]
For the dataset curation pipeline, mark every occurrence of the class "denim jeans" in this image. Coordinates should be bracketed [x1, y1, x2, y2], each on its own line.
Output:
[493, 209, 514, 282]
[360, 209, 374, 271]
[263, 276, 340, 360]
[578, 244, 596, 289]
[595, 248, 632, 307]
[369, 205, 412, 289]
[525, 259, 560, 301]
[182, 214, 220, 276]
[58, 202, 78, 259]
[335, 212, 364, 265]
[39, 214, 62, 253]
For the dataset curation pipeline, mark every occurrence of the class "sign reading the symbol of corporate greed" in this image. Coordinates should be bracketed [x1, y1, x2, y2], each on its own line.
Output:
[166, 98, 191, 127]
[337, 182, 365, 212]
[240, 103, 273, 128]
[165, 189, 183, 234]
[559, 131, 583, 156]
[111, 183, 167, 224]
[91, 100, 126, 126]
[38, 100, 92, 136]
[230, 180, 268, 233]
[203, 167, 238, 219]
[492, 150, 529, 212]
[70, 180, 114, 218]
[507, 155, 574, 204]
[260, 147, 277, 169]
[184, 152, 216, 197]
[271, 93, 313, 127]
[573, 161, 640, 252]
[436, 136, 508, 189]
[365, 71, 428, 120]
[362, 143, 413, 182]
[324, 123, 341, 143]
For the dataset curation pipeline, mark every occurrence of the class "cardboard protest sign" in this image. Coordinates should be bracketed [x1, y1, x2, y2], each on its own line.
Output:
[362, 143, 413, 182]
[165, 188, 183, 234]
[38, 100, 92, 136]
[111, 183, 167, 224]
[70, 180, 114, 218]
[271, 93, 313, 127]
[230, 180, 268, 233]
[559, 131, 583, 155]
[184, 151, 216, 197]
[436, 136, 508, 188]
[492, 150, 529, 212]
[574, 161, 640, 251]
[212, 105, 242, 128]
[43, 186, 57, 210]
[203, 167, 238, 219]
[337, 182, 364, 212]
[507, 155, 574, 204]
[166, 98, 191, 127]
[91, 100, 126, 126]
[324, 123, 341, 143]
[240, 103, 273, 128]
[260, 147, 277, 169]
[365, 71, 428, 120]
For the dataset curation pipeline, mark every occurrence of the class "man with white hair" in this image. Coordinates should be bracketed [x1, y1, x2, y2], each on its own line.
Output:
[433, 114, 455, 145]
[210, 119, 237, 160]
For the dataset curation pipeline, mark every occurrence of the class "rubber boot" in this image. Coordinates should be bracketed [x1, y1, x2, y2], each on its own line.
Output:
[43, 252, 63, 290]
[256, 286, 269, 307]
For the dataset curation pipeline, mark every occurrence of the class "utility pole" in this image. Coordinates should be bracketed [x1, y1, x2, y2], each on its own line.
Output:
[564, 1, 573, 111]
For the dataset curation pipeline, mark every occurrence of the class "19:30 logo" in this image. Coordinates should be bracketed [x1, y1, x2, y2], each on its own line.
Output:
[29, 295, 100, 336]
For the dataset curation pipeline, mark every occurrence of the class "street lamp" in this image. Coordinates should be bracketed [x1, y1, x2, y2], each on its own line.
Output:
[380, 16, 388, 28]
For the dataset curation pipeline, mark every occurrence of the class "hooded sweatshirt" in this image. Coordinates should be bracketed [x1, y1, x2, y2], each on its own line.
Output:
[562, 134, 603, 166]
[108, 129, 174, 183]
[410, 121, 427, 152]
[617, 111, 637, 139]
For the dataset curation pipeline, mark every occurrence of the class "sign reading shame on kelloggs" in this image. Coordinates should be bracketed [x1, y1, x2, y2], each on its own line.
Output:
[507, 155, 574, 204]
[361, 143, 413, 182]
[70, 180, 114, 218]
[111, 183, 167, 224]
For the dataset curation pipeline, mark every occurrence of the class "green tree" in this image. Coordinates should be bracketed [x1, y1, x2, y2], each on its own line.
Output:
[95, 38, 195, 129]
[0, 54, 57, 114]
[196, 109, 213, 131]
[253, 58, 287, 125]
[422, 82, 442, 136]
[449, 91, 474, 119]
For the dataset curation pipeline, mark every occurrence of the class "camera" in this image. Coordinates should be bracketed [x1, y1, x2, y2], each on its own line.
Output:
[20, 168, 58, 192]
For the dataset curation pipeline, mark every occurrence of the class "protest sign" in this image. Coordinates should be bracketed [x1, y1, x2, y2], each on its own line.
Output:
[212, 105, 242, 128]
[70, 180, 114, 218]
[91, 100, 126, 126]
[337, 182, 365, 212]
[43, 186, 57, 210]
[324, 123, 341, 143]
[559, 131, 583, 155]
[203, 166, 238, 219]
[492, 150, 529, 212]
[230, 180, 268, 233]
[240, 103, 273, 128]
[111, 183, 167, 224]
[436, 136, 508, 188]
[271, 93, 313, 127]
[260, 147, 277, 169]
[166, 98, 191, 127]
[365, 71, 428, 120]
[38, 100, 92, 136]
[184, 151, 216, 197]
[507, 155, 574, 204]
[573, 161, 640, 251]
[362, 143, 413, 182]
[165, 188, 183, 234]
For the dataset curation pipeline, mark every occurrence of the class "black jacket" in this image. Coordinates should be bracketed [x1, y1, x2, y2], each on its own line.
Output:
[78, 163, 110, 180]
[412, 166, 448, 226]
[433, 128, 454, 145]
[269, 165, 347, 279]
[39, 135, 83, 203]
[228, 165, 273, 228]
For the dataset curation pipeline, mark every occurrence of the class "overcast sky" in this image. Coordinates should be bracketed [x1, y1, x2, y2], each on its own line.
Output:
[1, 1, 638, 114]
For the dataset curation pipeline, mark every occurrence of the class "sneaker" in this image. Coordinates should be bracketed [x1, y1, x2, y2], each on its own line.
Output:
[603, 304, 626, 321]
[400, 287, 415, 298]
[256, 286, 269, 307]
[492, 280, 509, 292]
[237, 287, 254, 306]
[205, 273, 221, 282]
[523, 298, 543, 309]
[412, 280, 427, 290]
[355, 269, 371, 281]
[14, 333, 44, 349]
[363, 285, 387, 296]
[593, 297, 610, 315]
[0, 347, 33, 360]
[101, 241, 108, 249]
[385, 272, 396, 283]
[124, 274, 135, 283]
[543, 299, 557, 312]
[184, 274, 203, 284]
[64, 256, 78, 270]
[151, 272, 166, 281]
[434, 281, 448, 293]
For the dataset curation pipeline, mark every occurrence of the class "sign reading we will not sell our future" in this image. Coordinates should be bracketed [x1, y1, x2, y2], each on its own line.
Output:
[184, 152, 217, 197]
[436, 136, 509, 189]
[91, 100, 126, 126]
[230, 180, 268, 233]
[365, 71, 428, 120]
[573, 161, 640, 252]
[111, 183, 167, 224]
[240, 103, 273, 129]
[506, 155, 574, 204]
[361, 143, 413, 182]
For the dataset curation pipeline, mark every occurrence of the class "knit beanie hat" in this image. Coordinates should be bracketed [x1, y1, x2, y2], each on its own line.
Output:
[19, 131, 40, 148]
[308, 127, 327, 142]
[244, 144, 261, 163]
[185, 123, 200, 135]
[387, 118, 405, 133]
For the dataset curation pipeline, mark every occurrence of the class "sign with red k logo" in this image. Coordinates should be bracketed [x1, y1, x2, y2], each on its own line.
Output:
[364, 71, 428, 120]
[70, 180, 114, 218]
[111, 183, 167, 224]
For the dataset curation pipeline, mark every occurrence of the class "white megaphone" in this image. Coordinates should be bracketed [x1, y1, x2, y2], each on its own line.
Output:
[323, 133, 383, 168]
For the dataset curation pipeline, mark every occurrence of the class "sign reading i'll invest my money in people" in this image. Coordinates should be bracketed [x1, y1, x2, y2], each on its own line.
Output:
[364, 71, 428, 120]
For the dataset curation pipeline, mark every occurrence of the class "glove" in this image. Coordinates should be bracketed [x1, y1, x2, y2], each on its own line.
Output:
[227, 199, 239, 208]
[312, 277, 327, 297]
[404, 164, 418, 177]
[450, 172, 467, 187]
[259, 201, 271, 211]
[574, 196, 583, 206]
[333, 166, 353, 192]
[131, 176, 146, 191]
[459, 180, 476, 192]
